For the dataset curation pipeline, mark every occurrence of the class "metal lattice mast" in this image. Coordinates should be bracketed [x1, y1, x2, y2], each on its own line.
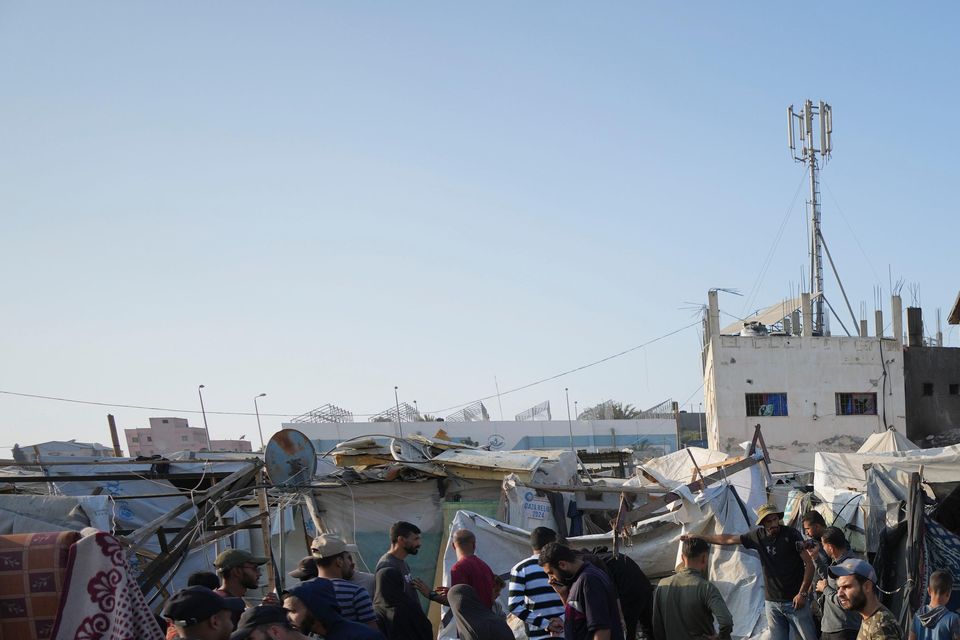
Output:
[788, 99, 832, 335]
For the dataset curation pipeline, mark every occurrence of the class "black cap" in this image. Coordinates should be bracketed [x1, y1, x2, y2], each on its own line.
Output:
[288, 556, 318, 580]
[230, 605, 290, 640]
[162, 586, 244, 626]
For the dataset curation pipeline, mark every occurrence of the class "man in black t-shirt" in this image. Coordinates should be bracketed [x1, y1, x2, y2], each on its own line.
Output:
[681, 503, 817, 640]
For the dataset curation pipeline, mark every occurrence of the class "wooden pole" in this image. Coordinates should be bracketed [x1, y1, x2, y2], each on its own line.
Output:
[256, 470, 276, 594]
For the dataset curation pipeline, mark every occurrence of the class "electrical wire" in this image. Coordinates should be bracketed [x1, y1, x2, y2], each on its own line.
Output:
[0, 320, 700, 418]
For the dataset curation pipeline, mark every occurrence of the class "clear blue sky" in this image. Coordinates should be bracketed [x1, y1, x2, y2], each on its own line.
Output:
[2, 3, 957, 454]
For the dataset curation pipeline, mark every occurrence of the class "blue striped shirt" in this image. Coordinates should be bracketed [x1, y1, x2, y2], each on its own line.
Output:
[331, 578, 376, 624]
[508, 555, 565, 639]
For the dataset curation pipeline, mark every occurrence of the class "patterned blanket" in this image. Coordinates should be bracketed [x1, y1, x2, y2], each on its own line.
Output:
[51, 531, 163, 640]
[0, 531, 79, 639]
[924, 516, 960, 591]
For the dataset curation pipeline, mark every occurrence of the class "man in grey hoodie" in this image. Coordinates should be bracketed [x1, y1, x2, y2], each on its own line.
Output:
[909, 570, 960, 640]
[816, 527, 861, 640]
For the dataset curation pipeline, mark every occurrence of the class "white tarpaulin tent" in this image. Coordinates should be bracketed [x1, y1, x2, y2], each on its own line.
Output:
[814, 444, 960, 550]
[857, 428, 919, 453]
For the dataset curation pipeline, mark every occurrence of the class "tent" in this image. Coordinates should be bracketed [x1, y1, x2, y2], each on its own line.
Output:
[856, 428, 919, 453]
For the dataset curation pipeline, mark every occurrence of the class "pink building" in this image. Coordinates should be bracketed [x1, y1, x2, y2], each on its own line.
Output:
[124, 417, 253, 457]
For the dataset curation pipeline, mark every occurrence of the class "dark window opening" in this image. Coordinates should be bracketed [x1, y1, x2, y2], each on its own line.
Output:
[836, 392, 877, 416]
[745, 393, 788, 417]
[950, 384, 959, 396]
[923, 383, 934, 396]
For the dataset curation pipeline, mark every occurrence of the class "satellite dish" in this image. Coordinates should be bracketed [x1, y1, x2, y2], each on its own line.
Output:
[265, 429, 317, 486]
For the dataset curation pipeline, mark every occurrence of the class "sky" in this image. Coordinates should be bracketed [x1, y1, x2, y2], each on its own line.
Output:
[2, 3, 958, 455]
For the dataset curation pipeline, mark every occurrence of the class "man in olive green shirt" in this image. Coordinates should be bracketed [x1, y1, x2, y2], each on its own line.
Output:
[653, 537, 733, 640]
[831, 558, 902, 640]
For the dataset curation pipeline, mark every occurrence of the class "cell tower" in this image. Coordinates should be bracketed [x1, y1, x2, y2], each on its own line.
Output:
[788, 100, 832, 335]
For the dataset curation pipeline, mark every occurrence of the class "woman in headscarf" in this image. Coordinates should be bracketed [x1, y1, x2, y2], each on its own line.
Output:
[447, 583, 513, 640]
[373, 567, 433, 640]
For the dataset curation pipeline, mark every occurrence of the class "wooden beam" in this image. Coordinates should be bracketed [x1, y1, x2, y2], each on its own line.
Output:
[123, 462, 259, 550]
[524, 483, 663, 496]
[256, 470, 276, 595]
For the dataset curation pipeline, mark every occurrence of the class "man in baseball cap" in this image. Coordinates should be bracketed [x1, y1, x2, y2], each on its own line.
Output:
[288, 556, 318, 582]
[163, 586, 244, 640]
[310, 534, 378, 628]
[214, 549, 269, 599]
[229, 605, 309, 640]
[284, 578, 383, 639]
[830, 559, 902, 639]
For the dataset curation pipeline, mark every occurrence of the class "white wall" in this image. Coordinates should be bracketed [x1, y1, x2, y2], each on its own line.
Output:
[704, 334, 906, 471]
[281, 418, 678, 454]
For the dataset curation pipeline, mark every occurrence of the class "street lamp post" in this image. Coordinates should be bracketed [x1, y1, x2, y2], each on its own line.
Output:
[565, 388, 575, 453]
[198, 385, 211, 451]
[394, 386, 403, 438]
[254, 393, 267, 451]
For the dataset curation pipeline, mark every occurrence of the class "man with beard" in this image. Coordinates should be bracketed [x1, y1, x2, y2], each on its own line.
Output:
[816, 527, 861, 640]
[312, 533, 378, 629]
[163, 586, 244, 640]
[538, 542, 623, 640]
[376, 521, 443, 607]
[682, 503, 817, 640]
[508, 527, 565, 639]
[229, 605, 310, 640]
[284, 578, 383, 640]
[830, 558, 901, 640]
[214, 549, 272, 627]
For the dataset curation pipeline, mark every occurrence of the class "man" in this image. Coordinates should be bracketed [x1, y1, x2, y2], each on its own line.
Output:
[230, 605, 309, 640]
[284, 578, 384, 640]
[908, 570, 960, 640]
[682, 503, 817, 640]
[508, 526, 565, 639]
[214, 549, 269, 599]
[287, 557, 317, 582]
[163, 586, 244, 640]
[309, 536, 375, 595]
[449, 529, 496, 608]
[652, 537, 733, 640]
[312, 533, 378, 629]
[831, 558, 902, 640]
[802, 511, 831, 585]
[817, 526, 862, 640]
[538, 542, 624, 640]
[376, 521, 442, 607]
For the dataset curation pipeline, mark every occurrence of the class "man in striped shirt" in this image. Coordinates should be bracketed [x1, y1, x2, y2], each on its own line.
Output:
[311, 533, 379, 630]
[509, 527, 565, 639]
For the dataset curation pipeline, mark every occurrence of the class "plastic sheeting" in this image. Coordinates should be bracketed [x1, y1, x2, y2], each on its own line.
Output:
[814, 444, 960, 551]
[857, 429, 918, 453]
[0, 494, 113, 533]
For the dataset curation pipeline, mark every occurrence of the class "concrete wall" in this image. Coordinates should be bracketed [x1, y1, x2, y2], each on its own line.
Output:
[125, 417, 209, 456]
[903, 346, 960, 442]
[704, 334, 906, 471]
[283, 418, 679, 455]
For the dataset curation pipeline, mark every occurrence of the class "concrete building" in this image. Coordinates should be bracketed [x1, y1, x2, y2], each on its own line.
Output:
[703, 290, 907, 470]
[124, 417, 253, 457]
[16, 440, 115, 461]
[902, 306, 960, 445]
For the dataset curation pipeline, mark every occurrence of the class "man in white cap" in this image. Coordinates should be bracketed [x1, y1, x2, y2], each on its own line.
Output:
[831, 558, 902, 640]
[311, 533, 378, 630]
[682, 503, 817, 640]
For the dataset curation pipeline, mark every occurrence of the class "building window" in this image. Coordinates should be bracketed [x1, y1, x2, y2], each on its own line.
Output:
[131, 437, 139, 443]
[146, 436, 152, 442]
[162, 419, 169, 423]
[181, 435, 189, 441]
[950, 384, 959, 396]
[745, 393, 788, 417]
[923, 383, 934, 396]
[836, 392, 877, 416]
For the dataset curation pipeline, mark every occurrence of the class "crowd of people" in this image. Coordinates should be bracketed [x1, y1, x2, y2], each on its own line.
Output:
[158, 509, 959, 640]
